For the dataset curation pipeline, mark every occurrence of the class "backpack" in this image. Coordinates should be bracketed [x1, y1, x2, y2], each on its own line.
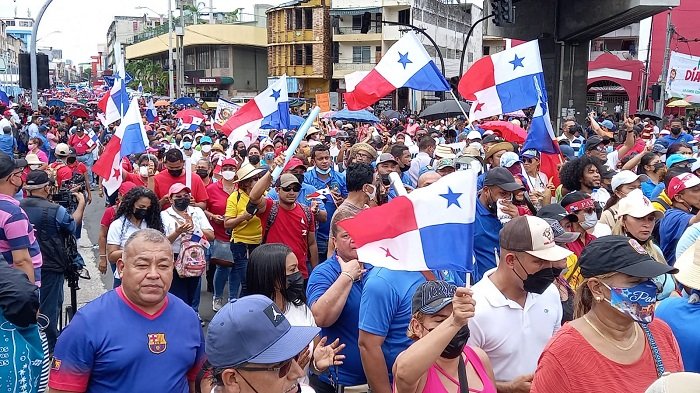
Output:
[263, 200, 312, 243]
[175, 240, 207, 278]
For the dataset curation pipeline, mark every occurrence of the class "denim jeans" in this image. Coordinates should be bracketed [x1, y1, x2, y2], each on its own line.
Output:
[76, 153, 94, 185]
[213, 242, 256, 301]
[169, 270, 201, 313]
[39, 270, 64, 354]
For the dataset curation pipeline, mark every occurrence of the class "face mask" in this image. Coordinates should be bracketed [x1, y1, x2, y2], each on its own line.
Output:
[201, 145, 212, 153]
[133, 208, 148, 220]
[248, 155, 260, 165]
[605, 145, 614, 154]
[67, 157, 77, 165]
[316, 166, 331, 175]
[264, 152, 275, 162]
[485, 191, 498, 214]
[173, 197, 190, 211]
[238, 148, 247, 158]
[168, 168, 183, 177]
[294, 173, 304, 184]
[421, 322, 470, 359]
[286, 271, 304, 302]
[196, 169, 209, 179]
[581, 211, 598, 230]
[139, 166, 150, 177]
[603, 280, 657, 324]
[365, 184, 376, 202]
[28, 143, 35, 150]
[653, 162, 665, 172]
[671, 127, 682, 135]
[221, 170, 236, 181]
[514, 258, 562, 294]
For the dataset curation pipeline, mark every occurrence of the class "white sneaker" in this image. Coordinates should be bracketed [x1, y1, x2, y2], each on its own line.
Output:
[212, 297, 224, 312]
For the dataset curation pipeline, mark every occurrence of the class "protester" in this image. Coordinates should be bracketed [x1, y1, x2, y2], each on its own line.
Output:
[409, 136, 436, 184]
[152, 148, 208, 210]
[660, 173, 700, 264]
[98, 181, 137, 275]
[530, 236, 682, 392]
[639, 152, 666, 198]
[599, 170, 645, 230]
[327, 163, 376, 255]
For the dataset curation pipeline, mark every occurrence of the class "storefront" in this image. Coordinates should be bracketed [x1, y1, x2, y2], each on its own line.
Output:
[184, 75, 235, 101]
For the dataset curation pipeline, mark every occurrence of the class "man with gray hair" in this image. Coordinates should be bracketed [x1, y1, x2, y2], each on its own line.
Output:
[49, 229, 205, 393]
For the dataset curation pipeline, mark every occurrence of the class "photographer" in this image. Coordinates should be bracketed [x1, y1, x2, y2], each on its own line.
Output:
[49, 143, 92, 205]
[20, 170, 85, 354]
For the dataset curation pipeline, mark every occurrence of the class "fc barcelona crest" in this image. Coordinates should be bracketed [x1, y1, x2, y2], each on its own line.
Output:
[148, 333, 167, 354]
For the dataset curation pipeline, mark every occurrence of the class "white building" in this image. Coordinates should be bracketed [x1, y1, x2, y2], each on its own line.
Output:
[106, 15, 165, 70]
[330, 0, 483, 111]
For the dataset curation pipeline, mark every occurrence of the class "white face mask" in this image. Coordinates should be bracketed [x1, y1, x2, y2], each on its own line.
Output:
[139, 166, 149, 177]
[581, 211, 598, 230]
[365, 184, 376, 202]
[201, 145, 212, 153]
[221, 170, 236, 181]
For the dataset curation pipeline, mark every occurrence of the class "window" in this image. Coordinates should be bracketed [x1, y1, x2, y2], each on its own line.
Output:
[216, 46, 229, 68]
[398, 9, 410, 25]
[304, 8, 313, 29]
[295, 8, 303, 29]
[295, 45, 304, 65]
[133, 21, 138, 31]
[197, 47, 210, 69]
[353, 46, 371, 63]
[304, 44, 313, 65]
[483, 46, 490, 55]
[185, 49, 196, 71]
[286, 9, 294, 30]
[352, 15, 362, 30]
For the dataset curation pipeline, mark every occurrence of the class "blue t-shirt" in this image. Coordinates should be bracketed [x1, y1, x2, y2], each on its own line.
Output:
[304, 168, 348, 244]
[306, 254, 371, 386]
[656, 297, 700, 372]
[0, 133, 16, 156]
[49, 288, 205, 393]
[473, 199, 502, 282]
[267, 183, 327, 212]
[358, 268, 425, 382]
[641, 178, 659, 199]
[660, 133, 694, 146]
[660, 208, 693, 265]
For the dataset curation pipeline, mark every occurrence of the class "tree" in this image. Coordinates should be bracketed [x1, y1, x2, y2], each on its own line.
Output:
[126, 59, 168, 95]
[224, 9, 239, 23]
[81, 68, 92, 82]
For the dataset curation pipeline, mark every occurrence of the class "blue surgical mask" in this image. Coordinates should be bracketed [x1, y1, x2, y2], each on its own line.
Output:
[316, 166, 331, 175]
[603, 280, 658, 324]
[606, 145, 614, 154]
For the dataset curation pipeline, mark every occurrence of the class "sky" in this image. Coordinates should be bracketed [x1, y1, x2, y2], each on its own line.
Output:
[4, 0, 282, 64]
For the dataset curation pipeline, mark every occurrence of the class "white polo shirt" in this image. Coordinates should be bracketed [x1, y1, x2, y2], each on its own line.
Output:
[467, 268, 562, 382]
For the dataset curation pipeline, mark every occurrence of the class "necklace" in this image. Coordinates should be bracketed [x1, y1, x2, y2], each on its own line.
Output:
[583, 314, 638, 351]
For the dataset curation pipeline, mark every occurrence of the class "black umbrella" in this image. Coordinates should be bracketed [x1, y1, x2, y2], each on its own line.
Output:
[634, 110, 662, 121]
[418, 101, 470, 121]
[381, 110, 402, 120]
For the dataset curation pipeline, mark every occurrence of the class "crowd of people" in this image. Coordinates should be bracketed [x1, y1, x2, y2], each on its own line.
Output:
[2, 99, 700, 393]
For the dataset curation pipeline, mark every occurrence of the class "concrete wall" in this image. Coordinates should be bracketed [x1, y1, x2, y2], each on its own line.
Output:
[232, 47, 268, 93]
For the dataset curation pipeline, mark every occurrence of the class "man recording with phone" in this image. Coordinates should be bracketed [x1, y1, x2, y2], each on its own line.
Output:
[20, 170, 86, 354]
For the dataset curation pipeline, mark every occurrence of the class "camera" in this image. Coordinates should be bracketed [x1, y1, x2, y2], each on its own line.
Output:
[50, 173, 85, 213]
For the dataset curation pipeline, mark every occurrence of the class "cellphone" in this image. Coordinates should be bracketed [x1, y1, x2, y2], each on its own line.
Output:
[380, 173, 391, 186]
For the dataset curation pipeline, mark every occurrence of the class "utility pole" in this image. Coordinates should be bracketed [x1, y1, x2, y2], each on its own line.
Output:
[168, 0, 175, 99]
[655, 9, 673, 119]
[176, 2, 185, 97]
[30, 0, 54, 110]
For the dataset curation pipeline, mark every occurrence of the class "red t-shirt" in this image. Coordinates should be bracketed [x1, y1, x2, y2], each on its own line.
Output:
[153, 170, 208, 210]
[206, 181, 233, 241]
[50, 162, 88, 187]
[68, 134, 92, 155]
[531, 319, 683, 393]
[101, 206, 116, 227]
[124, 172, 146, 187]
[258, 198, 315, 278]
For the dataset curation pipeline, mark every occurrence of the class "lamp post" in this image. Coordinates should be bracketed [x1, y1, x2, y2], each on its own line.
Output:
[30, 0, 54, 110]
[136, 4, 174, 99]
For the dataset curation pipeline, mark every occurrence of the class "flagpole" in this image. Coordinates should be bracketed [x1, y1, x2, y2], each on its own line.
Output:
[448, 90, 469, 119]
[272, 106, 321, 183]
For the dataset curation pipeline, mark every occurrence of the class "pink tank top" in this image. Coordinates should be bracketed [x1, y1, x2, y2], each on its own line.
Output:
[421, 346, 496, 393]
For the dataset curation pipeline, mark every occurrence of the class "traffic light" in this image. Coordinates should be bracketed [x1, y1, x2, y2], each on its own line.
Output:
[360, 11, 372, 34]
[491, 0, 514, 26]
[19, 53, 50, 90]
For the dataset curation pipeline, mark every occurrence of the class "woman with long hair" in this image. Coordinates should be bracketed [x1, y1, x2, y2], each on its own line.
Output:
[639, 152, 666, 198]
[246, 144, 262, 167]
[106, 186, 163, 287]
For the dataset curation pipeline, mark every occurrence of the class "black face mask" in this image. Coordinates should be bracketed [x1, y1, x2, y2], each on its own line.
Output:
[248, 155, 260, 165]
[484, 191, 498, 214]
[238, 148, 247, 158]
[400, 164, 410, 173]
[67, 157, 77, 165]
[441, 325, 471, 359]
[196, 169, 209, 179]
[133, 208, 148, 220]
[671, 127, 682, 135]
[286, 271, 304, 302]
[514, 258, 562, 294]
[173, 197, 190, 211]
[653, 162, 665, 171]
[168, 168, 183, 177]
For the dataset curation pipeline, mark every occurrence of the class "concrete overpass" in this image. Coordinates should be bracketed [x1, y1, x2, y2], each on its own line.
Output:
[488, 0, 679, 128]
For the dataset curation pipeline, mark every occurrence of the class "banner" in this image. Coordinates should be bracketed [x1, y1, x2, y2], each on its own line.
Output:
[316, 93, 331, 112]
[666, 51, 700, 101]
[213, 98, 240, 131]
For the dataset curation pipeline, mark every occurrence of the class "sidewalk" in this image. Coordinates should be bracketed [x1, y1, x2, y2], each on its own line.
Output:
[62, 228, 107, 312]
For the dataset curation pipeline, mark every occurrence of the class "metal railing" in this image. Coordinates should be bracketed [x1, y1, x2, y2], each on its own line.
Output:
[333, 26, 382, 35]
[131, 13, 267, 44]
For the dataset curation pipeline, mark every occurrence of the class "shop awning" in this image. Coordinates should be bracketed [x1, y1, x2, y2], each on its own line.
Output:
[220, 77, 234, 85]
[202, 101, 218, 109]
[330, 7, 381, 16]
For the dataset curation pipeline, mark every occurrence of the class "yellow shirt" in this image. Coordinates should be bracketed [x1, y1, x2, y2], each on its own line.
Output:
[225, 190, 262, 244]
[564, 254, 582, 289]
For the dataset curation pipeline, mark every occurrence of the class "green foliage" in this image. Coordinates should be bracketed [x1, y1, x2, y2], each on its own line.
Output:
[126, 59, 168, 95]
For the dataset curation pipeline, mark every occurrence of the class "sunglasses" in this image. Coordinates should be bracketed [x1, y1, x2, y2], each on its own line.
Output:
[238, 354, 298, 378]
[281, 184, 302, 192]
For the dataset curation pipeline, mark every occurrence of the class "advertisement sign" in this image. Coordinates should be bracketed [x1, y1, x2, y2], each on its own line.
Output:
[666, 51, 700, 100]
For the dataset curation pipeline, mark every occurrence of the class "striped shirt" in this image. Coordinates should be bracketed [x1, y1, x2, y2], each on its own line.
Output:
[0, 193, 42, 285]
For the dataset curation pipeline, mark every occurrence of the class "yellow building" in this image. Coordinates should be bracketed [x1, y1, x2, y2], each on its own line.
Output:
[267, 0, 331, 99]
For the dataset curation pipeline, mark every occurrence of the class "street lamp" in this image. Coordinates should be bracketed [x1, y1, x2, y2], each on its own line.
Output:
[135, 3, 174, 99]
[36, 30, 62, 43]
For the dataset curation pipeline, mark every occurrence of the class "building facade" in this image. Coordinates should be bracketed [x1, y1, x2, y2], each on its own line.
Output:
[1, 17, 32, 50]
[106, 15, 165, 70]
[266, 0, 332, 99]
[0, 21, 23, 85]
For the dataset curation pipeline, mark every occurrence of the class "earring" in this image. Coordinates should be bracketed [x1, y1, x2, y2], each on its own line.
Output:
[595, 297, 602, 302]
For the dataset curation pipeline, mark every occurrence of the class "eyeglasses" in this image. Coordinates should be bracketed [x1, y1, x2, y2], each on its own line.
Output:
[281, 184, 302, 192]
[522, 158, 537, 164]
[238, 355, 298, 378]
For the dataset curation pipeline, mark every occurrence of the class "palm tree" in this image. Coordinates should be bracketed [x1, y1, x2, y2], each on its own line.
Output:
[125, 59, 168, 95]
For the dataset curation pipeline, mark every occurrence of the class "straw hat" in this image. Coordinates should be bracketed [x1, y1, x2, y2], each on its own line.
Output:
[645, 372, 700, 393]
[434, 144, 456, 159]
[674, 241, 700, 290]
[234, 163, 266, 183]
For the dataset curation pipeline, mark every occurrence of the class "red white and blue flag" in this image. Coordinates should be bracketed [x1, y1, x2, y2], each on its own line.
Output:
[522, 74, 562, 185]
[344, 31, 449, 111]
[93, 97, 149, 195]
[178, 114, 204, 131]
[458, 40, 544, 122]
[98, 43, 130, 125]
[222, 75, 289, 147]
[146, 98, 159, 123]
[338, 170, 476, 272]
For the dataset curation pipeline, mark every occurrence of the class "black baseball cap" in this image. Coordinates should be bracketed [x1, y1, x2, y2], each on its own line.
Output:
[483, 167, 524, 192]
[24, 170, 50, 189]
[0, 152, 27, 178]
[481, 134, 503, 144]
[579, 235, 678, 279]
[412, 281, 456, 315]
[537, 203, 578, 222]
[585, 135, 609, 151]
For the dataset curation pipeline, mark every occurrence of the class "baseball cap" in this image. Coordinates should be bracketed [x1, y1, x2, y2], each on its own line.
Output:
[541, 217, 580, 244]
[559, 144, 575, 160]
[377, 153, 398, 165]
[692, 160, 700, 174]
[118, 181, 138, 196]
[611, 170, 648, 192]
[600, 119, 615, 129]
[221, 158, 239, 168]
[411, 281, 456, 315]
[659, 129, 671, 136]
[466, 130, 482, 140]
[500, 216, 573, 261]
[616, 189, 662, 219]
[24, 170, 50, 190]
[481, 134, 503, 145]
[55, 143, 71, 157]
[0, 152, 26, 178]
[645, 372, 700, 393]
[279, 173, 301, 188]
[666, 153, 696, 168]
[585, 135, 607, 151]
[652, 143, 668, 155]
[167, 183, 191, 197]
[283, 157, 307, 172]
[579, 235, 677, 279]
[560, 191, 595, 214]
[499, 151, 521, 168]
[520, 149, 540, 159]
[668, 173, 700, 199]
[483, 167, 524, 192]
[206, 295, 319, 368]
[199, 136, 213, 145]
[536, 203, 578, 223]
[436, 157, 455, 170]
[484, 142, 514, 161]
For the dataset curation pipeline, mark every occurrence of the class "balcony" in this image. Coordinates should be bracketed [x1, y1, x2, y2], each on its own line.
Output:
[332, 62, 375, 78]
[333, 27, 383, 43]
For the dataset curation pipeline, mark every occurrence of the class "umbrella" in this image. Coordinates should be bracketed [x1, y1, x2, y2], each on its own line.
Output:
[173, 97, 197, 106]
[175, 108, 206, 119]
[78, 99, 88, 104]
[418, 101, 470, 121]
[261, 114, 305, 130]
[667, 99, 691, 108]
[47, 99, 65, 108]
[381, 110, 402, 120]
[634, 110, 662, 121]
[69, 108, 89, 119]
[331, 108, 379, 122]
[154, 99, 170, 107]
[480, 120, 527, 144]
[62, 97, 78, 104]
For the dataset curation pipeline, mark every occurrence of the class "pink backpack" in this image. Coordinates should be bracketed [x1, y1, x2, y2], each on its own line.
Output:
[175, 240, 206, 278]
